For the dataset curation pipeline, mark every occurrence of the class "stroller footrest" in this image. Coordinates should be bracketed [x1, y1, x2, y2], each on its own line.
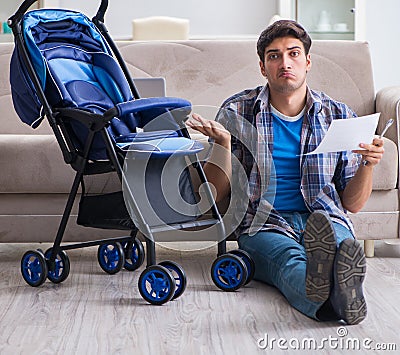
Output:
[150, 218, 221, 233]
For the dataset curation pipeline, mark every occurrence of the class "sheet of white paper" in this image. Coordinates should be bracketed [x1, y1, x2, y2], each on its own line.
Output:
[303, 113, 380, 155]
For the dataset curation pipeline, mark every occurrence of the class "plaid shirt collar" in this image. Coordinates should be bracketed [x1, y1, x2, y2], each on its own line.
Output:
[255, 84, 325, 128]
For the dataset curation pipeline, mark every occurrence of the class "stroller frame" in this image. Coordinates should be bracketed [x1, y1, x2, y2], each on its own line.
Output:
[9, 0, 254, 304]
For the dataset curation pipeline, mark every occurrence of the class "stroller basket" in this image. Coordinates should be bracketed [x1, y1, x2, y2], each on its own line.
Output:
[10, 0, 254, 305]
[77, 192, 134, 230]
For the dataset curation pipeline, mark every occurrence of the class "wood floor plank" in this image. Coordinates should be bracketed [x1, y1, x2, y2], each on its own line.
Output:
[0, 242, 399, 355]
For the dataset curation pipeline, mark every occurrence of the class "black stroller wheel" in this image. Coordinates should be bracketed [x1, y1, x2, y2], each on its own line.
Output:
[45, 248, 71, 284]
[21, 250, 48, 287]
[138, 265, 176, 305]
[228, 249, 255, 285]
[122, 237, 145, 271]
[211, 253, 248, 291]
[159, 261, 187, 300]
[97, 242, 125, 274]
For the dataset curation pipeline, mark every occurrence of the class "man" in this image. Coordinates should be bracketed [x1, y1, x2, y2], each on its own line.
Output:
[187, 20, 384, 324]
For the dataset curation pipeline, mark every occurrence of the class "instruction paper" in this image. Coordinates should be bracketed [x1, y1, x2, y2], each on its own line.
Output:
[304, 113, 380, 155]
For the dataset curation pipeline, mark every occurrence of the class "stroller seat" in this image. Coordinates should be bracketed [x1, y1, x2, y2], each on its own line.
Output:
[42, 45, 128, 112]
[42, 44, 137, 156]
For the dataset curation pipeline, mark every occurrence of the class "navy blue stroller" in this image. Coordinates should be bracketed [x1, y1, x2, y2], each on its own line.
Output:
[9, 0, 254, 304]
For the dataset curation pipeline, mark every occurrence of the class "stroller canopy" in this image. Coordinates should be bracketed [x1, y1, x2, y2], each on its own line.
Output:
[23, 10, 111, 88]
[10, 9, 188, 160]
[11, 9, 114, 128]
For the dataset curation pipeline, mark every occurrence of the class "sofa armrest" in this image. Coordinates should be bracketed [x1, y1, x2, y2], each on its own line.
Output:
[376, 86, 400, 147]
[372, 137, 398, 190]
[376, 86, 400, 189]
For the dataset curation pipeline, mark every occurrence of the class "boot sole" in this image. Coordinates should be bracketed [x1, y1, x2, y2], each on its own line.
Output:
[304, 211, 336, 303]
[332, 238, 367, 325]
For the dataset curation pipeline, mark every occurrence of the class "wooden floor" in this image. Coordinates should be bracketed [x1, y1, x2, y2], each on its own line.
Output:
[0, 240, 399, 355]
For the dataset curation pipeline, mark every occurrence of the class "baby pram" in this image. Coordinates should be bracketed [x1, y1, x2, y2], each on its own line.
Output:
[9, 0, 254, 305]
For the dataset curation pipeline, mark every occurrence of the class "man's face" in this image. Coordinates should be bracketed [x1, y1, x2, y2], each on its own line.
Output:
[259, 36, 311, 95]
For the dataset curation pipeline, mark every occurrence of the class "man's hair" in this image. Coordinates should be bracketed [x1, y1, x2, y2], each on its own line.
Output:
[257, 20, 312, 62]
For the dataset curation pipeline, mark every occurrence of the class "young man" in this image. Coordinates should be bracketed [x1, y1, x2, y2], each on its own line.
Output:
[187, 20, 384, 324]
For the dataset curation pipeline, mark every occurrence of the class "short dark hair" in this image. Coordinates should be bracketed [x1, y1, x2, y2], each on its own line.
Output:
[257, 20, 312, 62]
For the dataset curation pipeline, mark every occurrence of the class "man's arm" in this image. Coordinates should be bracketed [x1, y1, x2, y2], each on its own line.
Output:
[186, 113, 232, 202]
[339, 138, 384, 213]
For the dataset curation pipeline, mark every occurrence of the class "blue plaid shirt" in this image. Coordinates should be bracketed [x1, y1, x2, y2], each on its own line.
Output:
[215, 85, 361, 240]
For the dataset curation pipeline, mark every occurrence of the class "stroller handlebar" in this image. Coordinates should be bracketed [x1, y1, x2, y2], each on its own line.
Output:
[9, 0, 109, 25]
[9, 0, 38, 25]
[94, 0, 109, 22]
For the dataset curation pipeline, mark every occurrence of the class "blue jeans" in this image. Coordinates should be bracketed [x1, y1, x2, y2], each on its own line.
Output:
[238, 212, 354, 320]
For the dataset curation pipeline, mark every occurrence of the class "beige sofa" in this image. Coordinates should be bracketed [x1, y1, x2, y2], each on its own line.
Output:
[0, 39, 399, 257]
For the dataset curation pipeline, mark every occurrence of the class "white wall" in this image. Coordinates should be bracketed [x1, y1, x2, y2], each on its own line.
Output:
[36, 0, 400, 92]
[55, 0, 277, 39]
[364, 0, 400, 92]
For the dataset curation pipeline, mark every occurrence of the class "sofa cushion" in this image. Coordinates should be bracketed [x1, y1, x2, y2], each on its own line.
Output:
[117, 40, 375, 117]
[0, 135, 72, 193]
[307, 41, 375, 116]
[361, 189, 399, 212]
[0, 135, 120, 193]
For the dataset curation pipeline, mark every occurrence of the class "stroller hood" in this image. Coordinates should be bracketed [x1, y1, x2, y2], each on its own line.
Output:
[10, 9, 111, 128]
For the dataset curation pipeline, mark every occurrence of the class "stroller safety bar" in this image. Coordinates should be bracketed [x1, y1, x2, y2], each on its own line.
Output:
[106, 97, 192, 120]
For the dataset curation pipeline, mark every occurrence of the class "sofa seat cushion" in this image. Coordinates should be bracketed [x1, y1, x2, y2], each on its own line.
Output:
[361, 189, 399, 212]
[0, 134, 120, 193]
[349, 211, 398, 240]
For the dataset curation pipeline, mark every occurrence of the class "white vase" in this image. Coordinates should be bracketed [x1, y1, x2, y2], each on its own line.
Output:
[316, 10, 331, 32]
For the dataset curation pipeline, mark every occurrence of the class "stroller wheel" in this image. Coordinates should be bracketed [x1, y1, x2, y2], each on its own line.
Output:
[227, 249, 255, 285]
[211, 253, 248, 292]
[122, 238, 145, 271]
[21, 250, 48, 287]
[138, 265, 176, 305]
[159, 261, 187, 300]
[97, 242, 125, 275]
[44, 248, 71, 284]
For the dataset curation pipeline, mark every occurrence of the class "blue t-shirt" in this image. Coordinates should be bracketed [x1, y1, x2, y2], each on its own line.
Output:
[264, 106, 308, 212]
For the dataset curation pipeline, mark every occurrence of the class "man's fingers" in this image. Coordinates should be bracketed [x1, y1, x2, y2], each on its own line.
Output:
[188, 114, 225, 132]
[357, 141, 384, 153]
[188, 113, 211, 128]
[372, 137, 384, 147]
[187, 114, 204, 129]
[353, 142, 384, 167]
